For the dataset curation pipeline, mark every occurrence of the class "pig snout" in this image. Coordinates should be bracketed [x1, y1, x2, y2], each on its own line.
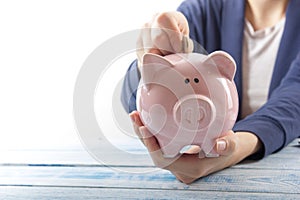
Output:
[173, 95, 216, 131]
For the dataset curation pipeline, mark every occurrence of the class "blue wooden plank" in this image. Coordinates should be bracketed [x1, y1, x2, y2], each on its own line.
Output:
[0, 138, 298, 200]
[0, 186, 298, 200]
[1, 141, 298, 170]
[0, 165, 299, 194]
[0, 139, 298, 168]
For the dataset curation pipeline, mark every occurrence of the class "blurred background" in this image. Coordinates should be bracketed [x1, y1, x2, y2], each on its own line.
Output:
[0, 0, 183, 152]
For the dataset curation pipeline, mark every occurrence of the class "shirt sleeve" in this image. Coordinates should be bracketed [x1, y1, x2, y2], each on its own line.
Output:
[120, 59, 140, 113]
[233, 52, 300, 159]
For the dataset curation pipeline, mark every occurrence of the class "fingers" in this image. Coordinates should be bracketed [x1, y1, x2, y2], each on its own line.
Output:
[153, 12, 190, 53]
[129, 111, 143, 126]
[129, 113, 240, 183]
[129, 111, 162, 154]
[216, 130, 237, 156]
[139, 126, 160, 152]
[136, 11, 192, 64]
[129, 111, 145, 145]
[150, 27, 174, 55]
[138, 124, 186, 170]
[152, 12, 191, 53]
[139, 126, 178, 169]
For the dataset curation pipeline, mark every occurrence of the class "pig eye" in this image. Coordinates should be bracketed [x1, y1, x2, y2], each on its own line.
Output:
[194, 78, 199, 83]
[184, 78, 190, 84]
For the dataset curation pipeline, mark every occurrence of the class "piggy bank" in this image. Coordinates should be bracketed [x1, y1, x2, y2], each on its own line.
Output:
[136, 51, 238, 158]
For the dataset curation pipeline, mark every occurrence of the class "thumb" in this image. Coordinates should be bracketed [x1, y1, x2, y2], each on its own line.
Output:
[216, 131, 237, 156]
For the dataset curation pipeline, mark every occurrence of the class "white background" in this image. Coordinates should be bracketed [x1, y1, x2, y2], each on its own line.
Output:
[0, 0, 183, 150]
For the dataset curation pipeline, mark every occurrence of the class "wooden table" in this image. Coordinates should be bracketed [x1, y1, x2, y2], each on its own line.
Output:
[0, 139, 299, 199]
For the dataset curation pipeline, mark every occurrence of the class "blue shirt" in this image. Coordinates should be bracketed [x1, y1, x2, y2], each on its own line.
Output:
[121, 0, 300, 159]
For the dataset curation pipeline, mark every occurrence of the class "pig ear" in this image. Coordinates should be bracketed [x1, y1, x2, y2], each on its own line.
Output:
[141, 53, 173, 90]
[205, 51, 236, 81]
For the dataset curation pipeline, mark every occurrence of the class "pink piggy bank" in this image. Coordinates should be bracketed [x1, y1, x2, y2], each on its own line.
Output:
[136, 51, 238, 158]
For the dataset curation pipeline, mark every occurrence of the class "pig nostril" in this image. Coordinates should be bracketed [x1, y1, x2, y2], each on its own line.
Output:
[194, 78, 199, 83]
[184, 78, 190, 84]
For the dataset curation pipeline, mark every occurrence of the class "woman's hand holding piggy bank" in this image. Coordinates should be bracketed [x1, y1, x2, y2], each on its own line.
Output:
[130, 12, 262, 184]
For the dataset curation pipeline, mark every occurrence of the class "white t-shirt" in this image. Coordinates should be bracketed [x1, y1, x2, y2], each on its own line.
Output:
[241, 17, 286, 118]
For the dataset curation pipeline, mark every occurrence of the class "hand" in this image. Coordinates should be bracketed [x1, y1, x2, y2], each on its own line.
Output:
[129, 111, 262, 184]
[136, 11, 194, 68]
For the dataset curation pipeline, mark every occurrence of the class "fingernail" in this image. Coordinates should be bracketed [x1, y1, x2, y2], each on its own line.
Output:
[217, 140, 227, 151]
